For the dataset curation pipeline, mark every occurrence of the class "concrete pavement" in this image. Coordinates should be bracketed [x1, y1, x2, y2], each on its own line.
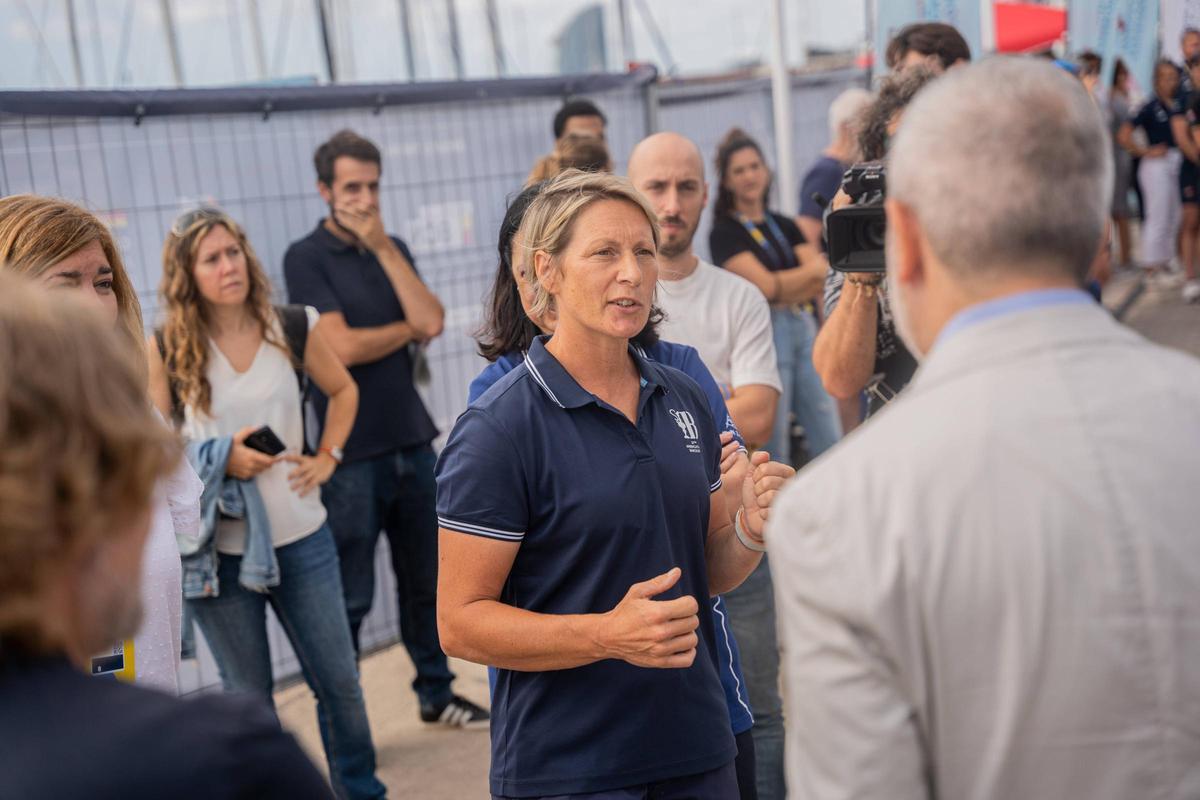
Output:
[1105, 269, 1200, 357]
[276, 648, 492, 798]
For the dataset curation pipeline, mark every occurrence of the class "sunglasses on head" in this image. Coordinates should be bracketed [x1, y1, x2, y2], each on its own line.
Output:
[170, 206, 229, 237]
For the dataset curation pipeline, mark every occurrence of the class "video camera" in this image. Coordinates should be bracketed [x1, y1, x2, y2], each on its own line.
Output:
[825, 161, 887, 273]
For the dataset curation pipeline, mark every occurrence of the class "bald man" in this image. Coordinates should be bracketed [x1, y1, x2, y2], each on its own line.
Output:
[629, 132, 787, 800]
[629, 133, 781, 445]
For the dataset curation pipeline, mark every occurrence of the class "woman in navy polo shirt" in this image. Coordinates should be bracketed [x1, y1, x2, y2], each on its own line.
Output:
[436, 171, 789, 800]
[469, 182, 784, 799]
[1118, 60, 1190, 277]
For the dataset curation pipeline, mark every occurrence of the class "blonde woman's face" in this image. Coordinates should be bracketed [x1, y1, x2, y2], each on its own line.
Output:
[192, 224, 250, 308]
[38, 240, 119, 327]
[541, 199, 657, 342]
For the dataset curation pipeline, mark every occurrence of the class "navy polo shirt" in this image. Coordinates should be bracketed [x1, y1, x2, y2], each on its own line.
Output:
[467, 342, 754, 739]
[1133, 97, 1183, 148]
[798, 154, 847, 229]
[436, 335, 736, 797]
[283, 222, 437, 462]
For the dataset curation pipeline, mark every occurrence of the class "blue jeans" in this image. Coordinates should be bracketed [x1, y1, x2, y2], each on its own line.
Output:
[187, 525, 385, 800]
[765, 307, 842, 466]
[721, 557, 783, 800]
[322, 444, 454, 710]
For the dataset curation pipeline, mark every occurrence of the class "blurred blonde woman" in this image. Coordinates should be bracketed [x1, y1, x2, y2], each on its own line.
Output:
[525, 132, 612, 185]
[150, 207, 384, 800]
[0, 194, 202, 695]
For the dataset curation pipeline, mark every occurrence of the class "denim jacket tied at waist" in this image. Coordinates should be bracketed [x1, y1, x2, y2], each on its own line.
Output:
[180, 436, 279, 600]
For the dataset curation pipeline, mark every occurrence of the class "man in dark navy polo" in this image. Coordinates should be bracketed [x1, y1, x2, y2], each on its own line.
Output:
[283, 129, 488, 728]
[437, 334, 761, 798]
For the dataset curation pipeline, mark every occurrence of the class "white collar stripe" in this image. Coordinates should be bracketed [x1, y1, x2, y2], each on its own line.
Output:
[524, 359, 566, 409]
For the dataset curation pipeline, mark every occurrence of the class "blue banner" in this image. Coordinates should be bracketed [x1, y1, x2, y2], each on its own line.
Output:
[1068, 0, 1159, 96]
[875, 0, 983, 72]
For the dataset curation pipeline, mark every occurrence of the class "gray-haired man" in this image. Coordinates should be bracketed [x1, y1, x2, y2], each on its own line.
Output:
[771, 57, 1200, 800]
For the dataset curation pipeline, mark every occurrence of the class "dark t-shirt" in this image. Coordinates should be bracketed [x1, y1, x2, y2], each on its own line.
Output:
[0, 656, 332, 800]
[1132, 96, 1183, 147]
[1185, 91, 1200, 126]
[823, 270, 919, 416]
[284, 222, 438, 463]
[798, 155, 847, 231]
[708, 211, 805, 272]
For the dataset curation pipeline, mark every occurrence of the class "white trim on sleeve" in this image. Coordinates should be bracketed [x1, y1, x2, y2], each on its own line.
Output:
[438, 516, 525, 543]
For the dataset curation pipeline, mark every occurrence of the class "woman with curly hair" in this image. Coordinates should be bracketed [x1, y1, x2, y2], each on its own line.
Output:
[149, 207, 384, 800]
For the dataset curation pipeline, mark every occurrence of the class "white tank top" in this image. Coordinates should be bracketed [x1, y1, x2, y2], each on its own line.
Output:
[181, 307, 326, 554]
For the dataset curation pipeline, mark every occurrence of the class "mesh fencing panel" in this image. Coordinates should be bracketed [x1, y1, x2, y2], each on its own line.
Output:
[657, 67, 867, 264]
[0, 66, 863, 694]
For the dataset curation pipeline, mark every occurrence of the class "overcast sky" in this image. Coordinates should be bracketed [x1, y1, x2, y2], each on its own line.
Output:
[0, 0, 867, 89]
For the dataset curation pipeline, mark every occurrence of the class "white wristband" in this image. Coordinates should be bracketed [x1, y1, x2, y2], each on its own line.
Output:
[734, 508, 767, 553]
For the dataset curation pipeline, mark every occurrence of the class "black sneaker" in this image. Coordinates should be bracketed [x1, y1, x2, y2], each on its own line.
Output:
[420, 694, 490, 729]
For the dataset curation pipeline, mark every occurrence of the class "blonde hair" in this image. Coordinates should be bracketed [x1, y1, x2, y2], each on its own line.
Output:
[525, 153, 559, 186]
[518, 170, 661, 321]
[159, 208, 289, 416]
[0, 273, 177, 657]
[0, 194, 146, 385]
[524, 135, 613, 188]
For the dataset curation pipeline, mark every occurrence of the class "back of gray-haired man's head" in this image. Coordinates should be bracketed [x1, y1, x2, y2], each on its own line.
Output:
[888, 56, 1112, 283]
[828, 87, 872, 142]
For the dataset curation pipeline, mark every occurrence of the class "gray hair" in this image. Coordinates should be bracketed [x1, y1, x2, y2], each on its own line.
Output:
[828, 87, 872, 142]
[888, 56, 1112, 282]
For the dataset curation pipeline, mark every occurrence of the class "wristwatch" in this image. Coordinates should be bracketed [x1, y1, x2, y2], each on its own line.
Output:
[319, 446, 344, 464]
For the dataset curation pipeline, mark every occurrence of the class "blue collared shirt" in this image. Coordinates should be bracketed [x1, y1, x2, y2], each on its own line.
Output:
[936, 288, 1095, 350]
[435, 335, 736, 797]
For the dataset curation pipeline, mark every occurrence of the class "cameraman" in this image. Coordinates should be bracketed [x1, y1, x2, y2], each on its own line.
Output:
[813, 67, 939, 416]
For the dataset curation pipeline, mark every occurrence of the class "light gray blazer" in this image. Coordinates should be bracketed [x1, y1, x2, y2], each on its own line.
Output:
[769, 300, 1200, 800]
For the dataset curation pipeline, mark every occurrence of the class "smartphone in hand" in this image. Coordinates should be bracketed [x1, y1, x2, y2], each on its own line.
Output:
[243, 425, 286, 456]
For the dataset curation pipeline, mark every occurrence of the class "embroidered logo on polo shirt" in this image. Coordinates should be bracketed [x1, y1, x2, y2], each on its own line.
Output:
[670, 408, 702, 453]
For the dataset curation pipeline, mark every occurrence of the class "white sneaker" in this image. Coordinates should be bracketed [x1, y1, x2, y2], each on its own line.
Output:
[1152, 270, 1185, 290]
[1183, 279, 1200, 303]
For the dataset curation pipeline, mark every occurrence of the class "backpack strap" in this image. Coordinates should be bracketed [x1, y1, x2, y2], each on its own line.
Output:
[274, 304, 309, 369]
[273, 304, 314, 455]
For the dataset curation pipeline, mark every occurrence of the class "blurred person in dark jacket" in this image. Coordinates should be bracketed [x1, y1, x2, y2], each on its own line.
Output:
[0, 273, 333, 800]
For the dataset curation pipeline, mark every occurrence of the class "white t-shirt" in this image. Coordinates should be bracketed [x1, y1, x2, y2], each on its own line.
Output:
[181, 307, 326, 554]
[656, 259, 782, 394]
[133, 444, 202, 694]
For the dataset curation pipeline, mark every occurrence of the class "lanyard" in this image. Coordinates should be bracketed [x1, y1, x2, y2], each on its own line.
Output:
[735, 212, 796, 270]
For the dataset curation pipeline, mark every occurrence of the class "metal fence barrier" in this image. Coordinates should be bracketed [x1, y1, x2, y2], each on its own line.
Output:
[0, 65, 864, 695]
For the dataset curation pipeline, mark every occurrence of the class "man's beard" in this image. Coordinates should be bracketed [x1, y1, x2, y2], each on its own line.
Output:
[658, 217, 696, 259]
[885, 233, 925, 362]
[888, 274, 924, 362]
[81, 559, 145, 647]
